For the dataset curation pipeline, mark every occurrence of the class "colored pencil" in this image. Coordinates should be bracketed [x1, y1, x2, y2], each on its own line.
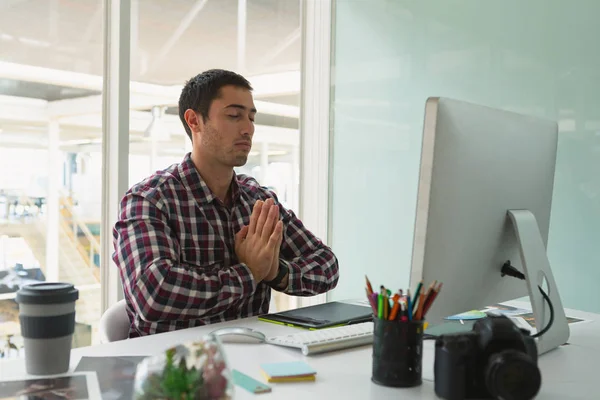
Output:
[407, 289, 412, 321]
[412, 280, 423, 311]
[389, 294, 401, 320]
[365, 275, 374, 296]
[366, 288, 377, 314]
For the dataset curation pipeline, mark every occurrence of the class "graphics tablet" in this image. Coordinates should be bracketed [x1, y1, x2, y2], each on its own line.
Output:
[258, 301, 373, 330]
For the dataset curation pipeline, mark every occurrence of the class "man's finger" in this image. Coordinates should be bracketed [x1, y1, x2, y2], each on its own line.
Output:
[236, 225, 249, 241]
[261, 204, 279, 240]
[255, 198, 273, 237]
[276, 221, 284, 247]
[267, 220, 284, 250]
[248, 201, 263, 234]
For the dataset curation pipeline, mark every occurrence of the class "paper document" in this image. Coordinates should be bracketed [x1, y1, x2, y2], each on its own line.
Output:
[74, 356, 147, 400]
[0, 372, 101, 400]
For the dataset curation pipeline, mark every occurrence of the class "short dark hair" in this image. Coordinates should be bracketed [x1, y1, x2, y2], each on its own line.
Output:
[178, 69, 253, 140]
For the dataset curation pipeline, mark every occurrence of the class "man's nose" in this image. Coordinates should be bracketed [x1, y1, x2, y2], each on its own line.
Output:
[241, 117, 254, 136]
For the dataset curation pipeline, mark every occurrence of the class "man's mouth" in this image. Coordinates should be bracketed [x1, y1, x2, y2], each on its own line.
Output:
[235, 142, 252, 150]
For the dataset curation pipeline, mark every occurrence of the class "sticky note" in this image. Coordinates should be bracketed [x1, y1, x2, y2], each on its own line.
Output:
[261, 373, 316, 383]
[260, 361, 316, 379]
[232, 369, 271, 394]
[445, 310, 487, 320]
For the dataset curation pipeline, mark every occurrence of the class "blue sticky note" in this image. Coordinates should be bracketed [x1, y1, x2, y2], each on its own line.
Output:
[260, 361, 316, 378]
[445, 310, 487, 320]
[232, 369, 271, 394]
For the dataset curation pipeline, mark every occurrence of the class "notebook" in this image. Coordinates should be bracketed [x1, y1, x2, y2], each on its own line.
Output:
[260, 361, 316, 383]
[258, 301, 373, 329]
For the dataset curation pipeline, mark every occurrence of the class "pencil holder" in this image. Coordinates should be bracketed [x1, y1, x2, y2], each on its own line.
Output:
[371, 318, 424, 387]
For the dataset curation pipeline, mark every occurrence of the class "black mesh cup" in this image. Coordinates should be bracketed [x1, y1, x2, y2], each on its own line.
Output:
[372, 318, 424, 387]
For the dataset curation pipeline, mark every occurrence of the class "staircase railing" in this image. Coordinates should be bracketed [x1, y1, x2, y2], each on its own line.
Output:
[59, 196, 100, 282]
[2, 190, 101, 282]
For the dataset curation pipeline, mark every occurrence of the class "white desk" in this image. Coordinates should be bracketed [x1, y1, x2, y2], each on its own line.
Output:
[0, 302, 598, 399]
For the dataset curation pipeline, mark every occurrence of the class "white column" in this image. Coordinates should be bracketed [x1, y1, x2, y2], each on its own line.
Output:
[101, 0, 131, 312]
[297, 0, 333, 308]
[130, 0, 140, 75]
[46, 120, 60, 282]
[237, 0, 247, 73]
[260, 141, 269, 184]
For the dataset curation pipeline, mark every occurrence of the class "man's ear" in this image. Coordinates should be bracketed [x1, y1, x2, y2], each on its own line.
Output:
[184, 109, 204, 134]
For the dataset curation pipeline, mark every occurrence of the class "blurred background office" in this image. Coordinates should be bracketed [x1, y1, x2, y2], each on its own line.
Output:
[0, 0, 302, 349]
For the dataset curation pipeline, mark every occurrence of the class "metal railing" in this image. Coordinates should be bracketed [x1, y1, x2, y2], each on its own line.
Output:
[0, 190, 101, 282]
[59, 196, 100, 282]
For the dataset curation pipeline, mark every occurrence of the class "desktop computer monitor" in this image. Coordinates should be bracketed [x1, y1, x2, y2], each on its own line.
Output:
[409, 97, 569, 354]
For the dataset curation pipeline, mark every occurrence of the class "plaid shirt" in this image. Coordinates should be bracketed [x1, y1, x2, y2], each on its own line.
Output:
[113, 153, 339, 337]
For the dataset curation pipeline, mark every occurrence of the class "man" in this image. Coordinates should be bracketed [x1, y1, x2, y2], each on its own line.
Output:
[113, 69, 339, 337]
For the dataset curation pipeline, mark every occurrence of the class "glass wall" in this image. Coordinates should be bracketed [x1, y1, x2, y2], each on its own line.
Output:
[0, 0, 104, 352]
[0, 0, 306, 355]
[329, 0, 600, 313]
[126, 0, 302, 312]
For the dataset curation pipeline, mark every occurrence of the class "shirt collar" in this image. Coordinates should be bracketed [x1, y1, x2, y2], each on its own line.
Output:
[178, 153, 241, 206]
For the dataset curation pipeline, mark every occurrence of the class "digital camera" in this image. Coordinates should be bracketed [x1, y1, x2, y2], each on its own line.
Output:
[434, 315, 541, 400]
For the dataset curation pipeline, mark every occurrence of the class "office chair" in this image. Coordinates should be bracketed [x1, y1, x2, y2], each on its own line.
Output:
[98, 299, 130, 343]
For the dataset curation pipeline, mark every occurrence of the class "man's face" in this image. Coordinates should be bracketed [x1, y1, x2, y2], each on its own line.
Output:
[193, 85, 256, 168]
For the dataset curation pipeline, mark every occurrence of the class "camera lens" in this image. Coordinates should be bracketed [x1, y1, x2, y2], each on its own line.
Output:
[485, 350, 541, 400]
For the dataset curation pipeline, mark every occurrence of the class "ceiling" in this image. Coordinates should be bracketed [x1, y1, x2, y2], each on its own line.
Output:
[0, 0, 301, 86]
[0, 0, 302, 154]
[0, 79, 100, 101]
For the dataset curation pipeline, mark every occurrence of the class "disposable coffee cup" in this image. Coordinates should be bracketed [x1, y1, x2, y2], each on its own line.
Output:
[16, 282, 79, 375]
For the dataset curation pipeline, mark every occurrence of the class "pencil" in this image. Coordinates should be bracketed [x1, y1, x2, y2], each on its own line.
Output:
[365, 275, 374, 296]
[423, 282, 443, 317]
[407, 289, 412, 321]
[366, 288, 377, 314]
[377, 293, 383, 319]
[389, 294, 400, 320]
[422, 280, 437, 310]
[412, 280, 423, 310]
[416, 290, 426, 320]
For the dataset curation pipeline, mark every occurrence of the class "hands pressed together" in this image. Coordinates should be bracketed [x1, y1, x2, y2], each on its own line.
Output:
[234, 198, 283, 282]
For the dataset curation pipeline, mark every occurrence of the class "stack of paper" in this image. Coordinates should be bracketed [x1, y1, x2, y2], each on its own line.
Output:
[260, 361, 317, 383]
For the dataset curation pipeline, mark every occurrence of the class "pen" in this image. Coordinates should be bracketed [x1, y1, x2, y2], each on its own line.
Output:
[377, 293, 383, 319]
[383, 293, 389, 319]
[400, 301, 408, 322]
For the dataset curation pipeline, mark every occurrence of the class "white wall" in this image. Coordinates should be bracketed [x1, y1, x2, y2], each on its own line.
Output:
[329, 0, 600, 313]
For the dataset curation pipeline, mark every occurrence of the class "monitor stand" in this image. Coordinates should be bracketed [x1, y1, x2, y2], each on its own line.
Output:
[508, 210, 570, 355]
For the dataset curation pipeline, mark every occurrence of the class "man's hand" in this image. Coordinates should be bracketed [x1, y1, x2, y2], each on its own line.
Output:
[235, 199, 283, 282]
[265, 219, 284, 282]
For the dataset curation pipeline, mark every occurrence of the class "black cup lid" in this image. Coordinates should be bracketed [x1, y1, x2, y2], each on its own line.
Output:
[16, 282, 79, 304]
